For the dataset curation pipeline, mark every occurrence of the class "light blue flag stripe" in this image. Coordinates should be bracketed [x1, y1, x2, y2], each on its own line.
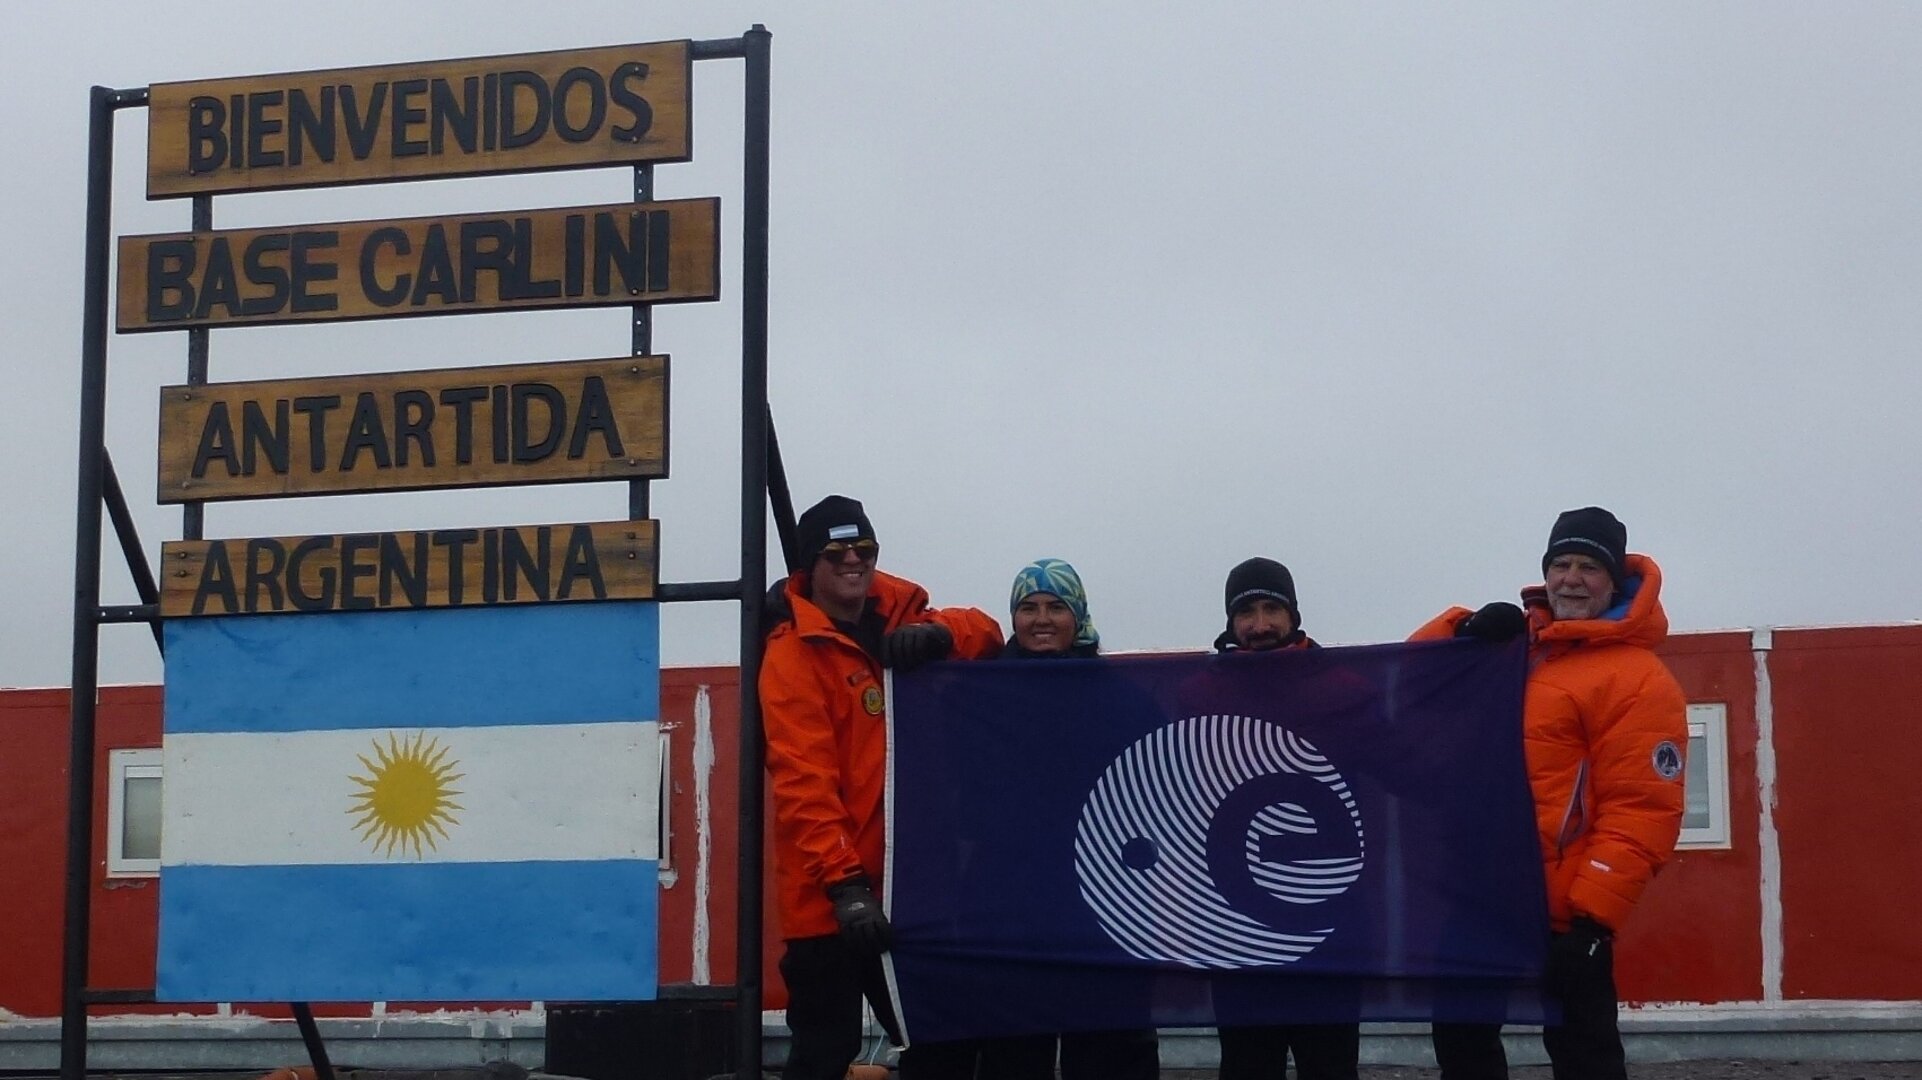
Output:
[157, 860, 658, 1002]
[163, 602, 660, 734]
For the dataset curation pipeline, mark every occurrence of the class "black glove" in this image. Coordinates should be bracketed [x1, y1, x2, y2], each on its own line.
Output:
[1455, 601, 1527, 643]
[881, 622, 953, 671]
[1546, 915, 1611, 1000]
[826, 875, 894, 955]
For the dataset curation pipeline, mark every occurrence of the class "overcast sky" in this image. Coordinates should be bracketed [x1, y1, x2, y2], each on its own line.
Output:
[6, 3, 1921, 689]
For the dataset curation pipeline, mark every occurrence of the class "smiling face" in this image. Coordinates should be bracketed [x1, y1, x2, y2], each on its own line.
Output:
[808, 540, 877, 621]
[1014, 592, 1078, 653]
[1545, 553, 1615, 621]
[1231, 597, 1296, 651]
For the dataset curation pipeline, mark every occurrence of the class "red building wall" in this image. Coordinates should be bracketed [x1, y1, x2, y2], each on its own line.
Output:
[653, 666, 785, 1006]
[1, 687, 73, 1017]
[1770, 625, 1922, 1000]
[1618, 631, 1763, 1003]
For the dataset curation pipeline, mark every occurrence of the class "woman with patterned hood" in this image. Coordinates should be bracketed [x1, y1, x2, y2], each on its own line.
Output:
[970, 559, 1160, 1080]
[1004, 557, 1103, 660]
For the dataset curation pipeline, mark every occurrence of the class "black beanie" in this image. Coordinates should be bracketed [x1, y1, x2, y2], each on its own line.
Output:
[794, 495, 876, 570]
[1224, 557, 1300, 625]
[1542, 506, 1627, 587]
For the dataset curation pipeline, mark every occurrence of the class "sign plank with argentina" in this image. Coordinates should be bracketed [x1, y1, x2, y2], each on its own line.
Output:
[158, 356, 666, 501]
[146, 41, 691, 197]
[117, 199, 719, 331]
[161, 519, 658, 618]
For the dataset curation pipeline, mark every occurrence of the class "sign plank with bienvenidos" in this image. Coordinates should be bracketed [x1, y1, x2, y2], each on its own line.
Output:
[157, 356, 667, 502]
[118, 198, 719, 331]
[146, 41, 692, 198]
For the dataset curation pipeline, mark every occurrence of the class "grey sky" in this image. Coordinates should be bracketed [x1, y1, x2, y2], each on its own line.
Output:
[6, 3, 1921, 689]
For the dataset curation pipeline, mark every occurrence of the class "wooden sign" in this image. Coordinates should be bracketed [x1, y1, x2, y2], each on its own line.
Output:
[117, 198, 719, 332]
[147, 41, 692, 198]
[160, 519, 658, 617]
[158, 356, 667, 503]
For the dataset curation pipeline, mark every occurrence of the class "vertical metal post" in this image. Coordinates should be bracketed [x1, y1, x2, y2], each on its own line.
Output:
[630, 163, 654, 521]
[735, 24, 773, 1080]
[61, 84, 117, 1080]
[183, 194, 211, 541]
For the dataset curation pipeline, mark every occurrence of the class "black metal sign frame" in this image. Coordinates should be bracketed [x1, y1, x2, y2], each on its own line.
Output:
[64, 27, 782, 1080]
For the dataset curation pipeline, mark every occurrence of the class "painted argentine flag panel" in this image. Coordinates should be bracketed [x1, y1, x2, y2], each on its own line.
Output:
[164, 722, 659, 865]
[158, 602, 661, 1003]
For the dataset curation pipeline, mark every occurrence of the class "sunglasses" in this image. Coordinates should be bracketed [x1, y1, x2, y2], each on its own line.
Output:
[818, 539, 879, 562]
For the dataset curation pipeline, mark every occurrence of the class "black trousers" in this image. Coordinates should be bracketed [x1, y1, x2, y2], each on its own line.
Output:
[1430, 1023, 1508, 1080]
[897, 1037, 986, 1080]
[1431, 936, 1625, 1080]
[902, 1027, 1159, 1080]
[778, 935, 900, 1080]
[1059, 1028, 1161, 1080]
[1217, 1024, 1361, 1080]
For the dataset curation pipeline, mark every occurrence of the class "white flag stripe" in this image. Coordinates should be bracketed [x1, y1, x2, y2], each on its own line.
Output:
[163, 721, 659, 867]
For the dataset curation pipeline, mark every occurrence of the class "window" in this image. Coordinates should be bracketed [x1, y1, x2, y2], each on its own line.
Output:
[1676, 703, 1731, 850]
[107, 748, 163, 876]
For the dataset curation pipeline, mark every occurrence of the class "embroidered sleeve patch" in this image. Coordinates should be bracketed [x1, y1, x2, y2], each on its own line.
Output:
[1651, 740, 1684, 781]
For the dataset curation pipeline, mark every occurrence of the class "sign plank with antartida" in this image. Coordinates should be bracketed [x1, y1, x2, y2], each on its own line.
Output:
[161, 519, 657, 618]
[147, 41, 692, 198]
[158, 356, 667, 502]
[117, 198, 719, 331]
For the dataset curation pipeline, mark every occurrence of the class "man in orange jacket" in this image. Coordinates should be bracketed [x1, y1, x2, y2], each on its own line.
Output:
[761, 495, 1003, 1080]
[1209, 557, 1362, 1080]
[1416, 507, 1688, 1080]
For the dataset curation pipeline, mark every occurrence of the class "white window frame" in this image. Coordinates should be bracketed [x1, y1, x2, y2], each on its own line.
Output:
[107, 747, 163, 877]
[657, 728, 675, 884]
[1676, 702, 1732, 850]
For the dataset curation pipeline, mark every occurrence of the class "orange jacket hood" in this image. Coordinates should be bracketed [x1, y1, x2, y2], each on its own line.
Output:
[1529, 552, 1670, 651]
[778, 567, 935, 642]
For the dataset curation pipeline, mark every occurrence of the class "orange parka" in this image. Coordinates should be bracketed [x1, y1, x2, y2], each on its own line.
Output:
[1412, 553, 1687, 932]
[760, 568, 1003, 940]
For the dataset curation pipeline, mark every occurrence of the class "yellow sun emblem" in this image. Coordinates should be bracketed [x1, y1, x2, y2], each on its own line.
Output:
[347, 732, 464, 858]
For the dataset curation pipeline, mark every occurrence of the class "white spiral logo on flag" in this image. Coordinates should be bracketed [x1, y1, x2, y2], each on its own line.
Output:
[1073, 714, 1366, 969]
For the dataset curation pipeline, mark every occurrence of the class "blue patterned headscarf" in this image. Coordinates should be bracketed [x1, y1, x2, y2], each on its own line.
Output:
[1009, 558, 1100, 649]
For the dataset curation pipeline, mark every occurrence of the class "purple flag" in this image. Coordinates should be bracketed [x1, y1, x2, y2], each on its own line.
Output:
[885, 638, 1548, 1043]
